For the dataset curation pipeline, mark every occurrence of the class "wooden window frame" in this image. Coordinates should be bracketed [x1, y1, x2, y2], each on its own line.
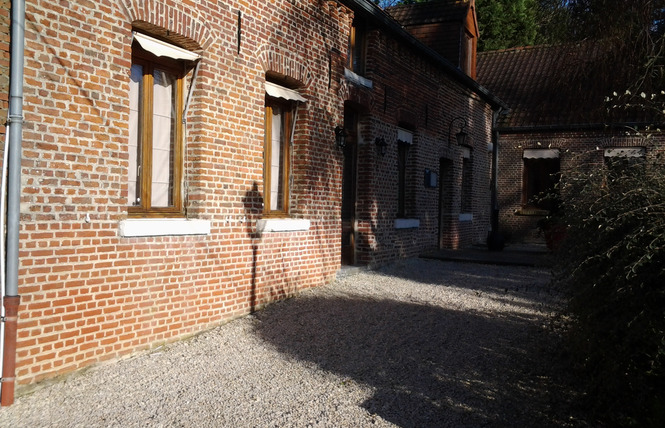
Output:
[347, 20, 366, 74]
[397, 141, 409, 218]
[264, 97, 294, 216]
[128, 43, 186, 217]
[461, 153, 473, 214]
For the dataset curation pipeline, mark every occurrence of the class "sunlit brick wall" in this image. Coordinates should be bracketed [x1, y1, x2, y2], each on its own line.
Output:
[15, 0, 350, 388]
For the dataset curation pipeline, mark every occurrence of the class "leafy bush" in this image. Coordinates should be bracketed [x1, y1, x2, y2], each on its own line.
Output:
[552, 153, 665, 426]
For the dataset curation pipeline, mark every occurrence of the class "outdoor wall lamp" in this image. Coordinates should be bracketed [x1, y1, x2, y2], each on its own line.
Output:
[448, 117, 468, 147]
[375, 137, 387, 156]
[335, 125, 347, 149]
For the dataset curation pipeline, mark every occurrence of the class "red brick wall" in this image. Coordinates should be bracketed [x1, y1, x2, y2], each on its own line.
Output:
[11, 0, 496, 390]
[15, 0, 351, 387]
[498, 130, 665, 241]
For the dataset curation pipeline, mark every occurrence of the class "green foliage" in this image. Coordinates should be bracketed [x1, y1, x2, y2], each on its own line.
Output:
[476, 0, 539, 51]
[552, 151, 665, 426]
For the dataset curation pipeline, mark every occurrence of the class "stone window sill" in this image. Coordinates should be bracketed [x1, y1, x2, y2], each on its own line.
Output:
[459, 213, 473, 222]
[394, 218, 420, 229]
[257, 218, 311, 233]
[344, 68, 373, 89]
[119, 218, 211, 237]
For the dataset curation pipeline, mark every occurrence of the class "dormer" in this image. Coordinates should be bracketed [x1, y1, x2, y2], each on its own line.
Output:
[387, 0, 479, 79]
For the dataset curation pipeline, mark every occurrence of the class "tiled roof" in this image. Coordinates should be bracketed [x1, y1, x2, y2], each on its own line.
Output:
[387, 1, 469, 26]
[477, 42, 654, 129]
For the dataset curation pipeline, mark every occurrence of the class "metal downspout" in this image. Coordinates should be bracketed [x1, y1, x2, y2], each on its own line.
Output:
[1, 0, 25, 407]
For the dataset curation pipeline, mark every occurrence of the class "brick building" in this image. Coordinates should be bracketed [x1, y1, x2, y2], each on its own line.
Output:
[1, 0, 503, 399]
[477, 42, 665, 243]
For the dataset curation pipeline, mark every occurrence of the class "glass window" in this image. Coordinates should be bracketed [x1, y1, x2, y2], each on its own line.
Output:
[461, 148, 473, 213]
[264, 98, 294, 215]
[397, 129, 413, 218]
[347, 20, 366, 75]
[522, 153, 560, 212]
[129, 38, 188, 216]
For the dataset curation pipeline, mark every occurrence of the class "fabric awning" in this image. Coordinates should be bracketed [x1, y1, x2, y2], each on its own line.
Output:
[523, 148, 559, 159]
[265, 81, 306, 102]
[133, 32, 200, 61]
[604, 147, 645, 158]
[397, 128, 413, 144]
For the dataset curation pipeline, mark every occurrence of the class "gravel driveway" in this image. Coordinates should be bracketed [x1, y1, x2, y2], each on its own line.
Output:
[0, 258, 585, 427]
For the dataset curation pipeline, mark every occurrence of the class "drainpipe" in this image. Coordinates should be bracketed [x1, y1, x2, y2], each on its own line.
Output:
[1, 0, 25, 407]
[487, 107, 505, 251]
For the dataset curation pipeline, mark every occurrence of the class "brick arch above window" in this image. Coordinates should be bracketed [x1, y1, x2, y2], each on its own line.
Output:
[257, 45, 313, 89]
[338, 79, 375, 112]
[124, 0, 214, 50]
[396, 107, 418, 129]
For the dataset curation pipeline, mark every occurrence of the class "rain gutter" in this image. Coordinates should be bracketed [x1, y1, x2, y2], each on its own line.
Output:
[497, 121, 665, 134]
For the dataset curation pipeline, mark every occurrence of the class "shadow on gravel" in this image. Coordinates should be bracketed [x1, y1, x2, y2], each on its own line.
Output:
[252, 291, 581, 427]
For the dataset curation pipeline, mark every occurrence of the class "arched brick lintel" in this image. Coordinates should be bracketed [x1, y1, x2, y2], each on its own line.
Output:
[124, 0, 214, 51]
[257, 45, 313, 89]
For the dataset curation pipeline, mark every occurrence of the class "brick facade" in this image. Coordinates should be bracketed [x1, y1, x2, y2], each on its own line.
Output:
[2, 0, 501, 392]
[498, 130, 665, 241]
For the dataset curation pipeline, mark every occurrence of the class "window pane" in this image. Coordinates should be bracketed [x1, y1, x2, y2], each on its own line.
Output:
[461, 157, 473, 213]
[270, 106, 284, 211]
[128, 64, 143, 206]
[151, 68, 176, 207]
[524, 158, 560, 210]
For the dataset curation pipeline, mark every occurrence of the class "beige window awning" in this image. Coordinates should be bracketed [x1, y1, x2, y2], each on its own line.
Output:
[265, 81, 306, 103]
[523, 148, 559, 159]
[604, 147, 646, 158]
[133, 32, 200, 61]
[397, 128, 413, 144]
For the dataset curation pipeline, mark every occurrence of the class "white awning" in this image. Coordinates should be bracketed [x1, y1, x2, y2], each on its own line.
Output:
[523, 148, 559, 159]
[397, 128, 413, 144]
[133, 32, 200, 61]
[265, 81, 306, 102]
[604, 147, 646, 158]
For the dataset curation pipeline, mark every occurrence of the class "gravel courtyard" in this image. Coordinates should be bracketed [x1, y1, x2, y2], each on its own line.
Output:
[0, 258, 586, 427]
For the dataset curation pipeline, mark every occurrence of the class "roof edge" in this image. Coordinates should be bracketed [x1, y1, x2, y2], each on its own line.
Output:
[498, 122, 665, 134]
[340, 0, 508, 110]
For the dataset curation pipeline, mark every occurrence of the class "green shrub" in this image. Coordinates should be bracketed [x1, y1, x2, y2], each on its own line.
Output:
[552, 154, 665, 426]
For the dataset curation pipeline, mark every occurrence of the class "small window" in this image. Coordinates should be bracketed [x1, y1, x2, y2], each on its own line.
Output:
[522, 149, 560, 212]
[604, 147, 646, 172]
[461, 32, 474, 76]
[128, 33, 198, 216]
[397, 128, 413, 218]
[347, 20, 366, 75]
[264, 81, 303, 216]
[461, 147, 473, 214]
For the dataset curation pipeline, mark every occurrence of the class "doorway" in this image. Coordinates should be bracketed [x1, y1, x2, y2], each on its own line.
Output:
[438, 158, 453, 248]
[341, 107, 358, 265]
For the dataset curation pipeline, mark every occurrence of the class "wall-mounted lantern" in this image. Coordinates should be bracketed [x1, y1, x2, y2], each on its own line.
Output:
[448, 117, 468, 147]
[374, 137, 387, 156]
[335, 125, 347, 149]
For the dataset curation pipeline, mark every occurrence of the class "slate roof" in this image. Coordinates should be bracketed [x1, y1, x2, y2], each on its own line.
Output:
[477, 41, 665, 130]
